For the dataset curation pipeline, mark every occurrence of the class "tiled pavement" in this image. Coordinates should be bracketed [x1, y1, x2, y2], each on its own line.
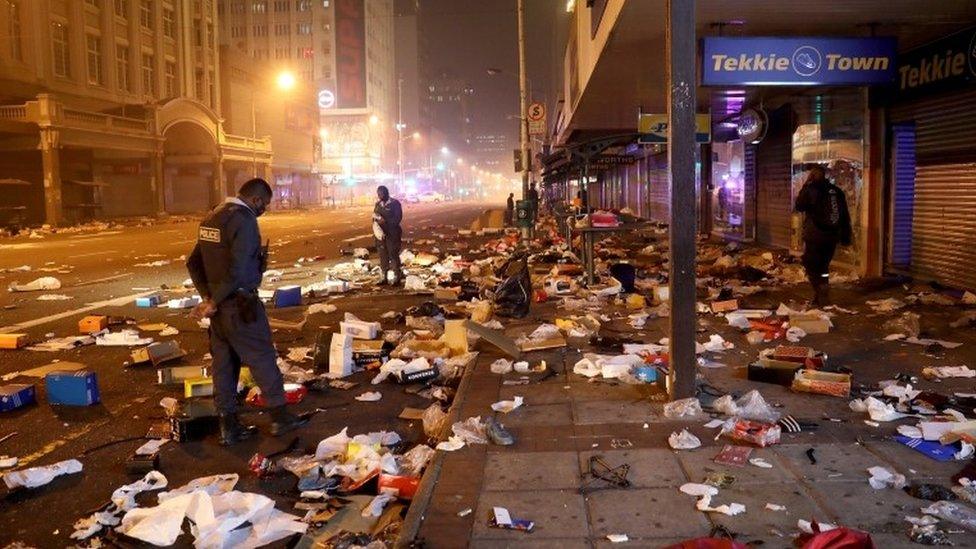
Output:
[410, 285, 976, 549]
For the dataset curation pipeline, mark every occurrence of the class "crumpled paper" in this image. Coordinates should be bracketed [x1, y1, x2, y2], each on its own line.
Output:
[3, 458, 83, 489]
[849, 396, 910, 422]
[490, 396, 524, 414]
[867, 466, 906, 490]
[490, 359, 513, 374]
[355, 391, 383, 402]
[668, 429, 701, 450]
[664, 397, 703, 419]
[679, 482, 745, 516]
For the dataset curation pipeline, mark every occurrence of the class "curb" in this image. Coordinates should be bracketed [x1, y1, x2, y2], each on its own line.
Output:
[395, 352, 480, 548]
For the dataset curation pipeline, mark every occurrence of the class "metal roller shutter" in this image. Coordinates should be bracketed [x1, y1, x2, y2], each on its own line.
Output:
[890, 89, 976, 290]
[646, 151, 670, 223]
[755, 105, 794, 249]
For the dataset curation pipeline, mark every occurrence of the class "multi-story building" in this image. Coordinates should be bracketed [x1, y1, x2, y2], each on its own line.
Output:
[426, 70, 474, 152]
[0, 0, 272, 224]
[471, 132, 509, 172]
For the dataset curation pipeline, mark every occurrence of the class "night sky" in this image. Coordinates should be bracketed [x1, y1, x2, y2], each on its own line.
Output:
[420, 0, 566, 154]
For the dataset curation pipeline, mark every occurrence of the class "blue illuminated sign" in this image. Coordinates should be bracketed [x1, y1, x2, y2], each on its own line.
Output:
[701, 37, 897, 86]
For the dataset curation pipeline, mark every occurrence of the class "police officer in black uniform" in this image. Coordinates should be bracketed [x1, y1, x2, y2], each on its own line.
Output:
[186, 178, 307, 445]
[794, 165, 852, 306]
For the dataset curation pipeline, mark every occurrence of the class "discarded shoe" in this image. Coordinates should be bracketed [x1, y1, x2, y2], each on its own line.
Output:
[486, 417, 515, 446]
[219, 413, 258, 446]
[269, 406, 309, 436]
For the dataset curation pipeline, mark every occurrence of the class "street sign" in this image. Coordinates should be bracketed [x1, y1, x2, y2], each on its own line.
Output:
[318, 89, 336, 109]
[638, 113, 711, 144]
[528, 102, 546, 136]
[701, 37, 897, 86]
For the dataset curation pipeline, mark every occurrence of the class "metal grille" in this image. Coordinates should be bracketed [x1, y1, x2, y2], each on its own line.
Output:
[888, 124, 915, 267]
[755, 105, 794, 249]
[889, 89, 976, 290]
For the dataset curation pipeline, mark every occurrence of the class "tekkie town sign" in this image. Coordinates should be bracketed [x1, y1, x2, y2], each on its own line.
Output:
[896, 26, 976, 99]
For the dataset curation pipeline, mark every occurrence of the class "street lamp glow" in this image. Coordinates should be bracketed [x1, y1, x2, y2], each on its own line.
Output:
[456, 158, 464, 165]
[319, 128, 328, 139]
[440, 146, 450, 155]
[276, 71, 297, 90]
[369, 115, 380, 125]
[412, 131, 421, 140]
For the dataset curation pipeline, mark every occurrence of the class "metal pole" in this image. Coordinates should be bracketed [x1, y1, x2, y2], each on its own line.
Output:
[666, 0, 697, 400]
[251, 88, 257, 177]
[397, 77, 404, 196]
[516, 0, 530, 240]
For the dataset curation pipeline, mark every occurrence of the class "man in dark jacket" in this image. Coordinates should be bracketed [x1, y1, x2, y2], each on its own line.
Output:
[373, 185, 403, 285]
[506, 193, 515, 226]
[186, 178, 306, 445]
[794, 166, 852, 306]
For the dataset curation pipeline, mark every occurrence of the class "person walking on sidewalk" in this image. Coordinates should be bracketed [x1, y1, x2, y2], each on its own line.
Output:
[506, 192, 515, 226]
[794, 165, 852, 306]
[186, 178, 307, 445]
[374, 185, 404, 285]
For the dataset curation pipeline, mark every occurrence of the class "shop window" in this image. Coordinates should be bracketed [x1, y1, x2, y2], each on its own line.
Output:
[711, 140, 748, 240]
[791, 91, 865, 266]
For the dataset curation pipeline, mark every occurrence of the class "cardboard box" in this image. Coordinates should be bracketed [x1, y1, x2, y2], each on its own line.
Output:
[169, 415, 218, 442]
[0, 384, 36, 412]
[351, 339, 391, 369]
[274, 285, 302, 308]
[433, 288, 459, 301]
[770, 346, 814, 363]
[125, 453, 159, 475]
[184, 377, 214, 398]
[167, 296, 201, 309]
[45, 370, 100, 406]
[324, 280, 349, 293]
[78, 315, 108, 334]
[723, 418, 781, 447]
[246, 383, 307, 407]
[789, 314, 831, 334]
[131, 341, 186, 366]
[156, 365, 209, 385]
[329, 333, 354, 377]
[748, 360, 801, 386]
[340, 319, 380, 340]
[398, 368, 438, 384]
[135, 295, 160, 308]
[553, 264, 583, 277]
[442, 319, 468, 355]
[711, 299, 739, 313]
[791, 369, 851, 398]
[0, 333, 28, 350]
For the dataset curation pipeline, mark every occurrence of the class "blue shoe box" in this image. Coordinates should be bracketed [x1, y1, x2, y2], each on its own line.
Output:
[135, 295, 161, 308]
[0, 384, 36, 412]
[274, 285, 302, 308]
[45, 370, 100, 406]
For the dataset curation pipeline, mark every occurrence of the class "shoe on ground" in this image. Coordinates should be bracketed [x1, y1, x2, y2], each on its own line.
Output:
[270, 406, 309, 436]
[219, 413, 258, 446]
[486, 417, 515, 446]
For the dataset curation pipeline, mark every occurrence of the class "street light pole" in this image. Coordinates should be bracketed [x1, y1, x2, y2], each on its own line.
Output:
[397, 77, 404, 196]
[251, 88, 257, 177]
[517, 0, 529, 207]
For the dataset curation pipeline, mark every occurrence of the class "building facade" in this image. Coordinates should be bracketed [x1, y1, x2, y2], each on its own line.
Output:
[0, 0, 271, 225]
[549, 0, 976, 291]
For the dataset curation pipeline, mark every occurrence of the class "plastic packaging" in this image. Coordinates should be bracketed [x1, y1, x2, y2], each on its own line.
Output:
[735, 390, 780, 423]
[663, 397, 703, 419]
[422, 404, 448, 438]
[921, 500, 976, 532]
[398, 444, 435, 477]
[450, 416, 488, 445]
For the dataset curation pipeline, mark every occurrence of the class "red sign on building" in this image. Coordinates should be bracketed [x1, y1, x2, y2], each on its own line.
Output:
[335, 0, 367, 109]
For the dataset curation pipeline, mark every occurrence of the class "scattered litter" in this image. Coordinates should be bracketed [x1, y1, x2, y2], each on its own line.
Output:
[3, 459, 83, 489]
[8, 277, 61, 292]
[490, 396, 524, 413]
[355, 391, 382, 402]
[867, 466, 906, 490]
[668, 429, 701, 450]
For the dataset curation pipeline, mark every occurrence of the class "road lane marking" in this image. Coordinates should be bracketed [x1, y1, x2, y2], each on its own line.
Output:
[67, 250, 115, 259]
[341, 233, 372, 242]
[0, 290, 157, 333]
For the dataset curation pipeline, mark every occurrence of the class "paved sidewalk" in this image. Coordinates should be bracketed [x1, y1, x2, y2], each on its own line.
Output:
[412, 283, 976, 548]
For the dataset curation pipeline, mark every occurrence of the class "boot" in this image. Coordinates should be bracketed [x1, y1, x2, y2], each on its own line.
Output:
[377, 271, 389, 286]
[270, 406, 308, 436]
[391, 271, 404, 286]
[219, 413, 258, 446]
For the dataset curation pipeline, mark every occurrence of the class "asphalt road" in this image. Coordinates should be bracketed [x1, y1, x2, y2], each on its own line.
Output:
[0, 201, 491, 547]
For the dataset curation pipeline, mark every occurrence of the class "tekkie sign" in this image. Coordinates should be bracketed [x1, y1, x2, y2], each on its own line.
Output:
[896, 26, 976, 100]
[335, 0, 367, 109]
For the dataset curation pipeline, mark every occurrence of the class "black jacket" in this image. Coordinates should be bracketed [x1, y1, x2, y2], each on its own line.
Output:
[186, 201, 266, 304]
[794, 178, 852, 245]
[374, 198, 403, 240]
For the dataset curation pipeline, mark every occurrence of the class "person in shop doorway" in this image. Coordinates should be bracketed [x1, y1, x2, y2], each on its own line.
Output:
[527, 182, 539, 202]
[186, 178, 308, 445]
[506, 193, 515, 226]
[373, 185, 403, 285]
[794, 165, 852, 306]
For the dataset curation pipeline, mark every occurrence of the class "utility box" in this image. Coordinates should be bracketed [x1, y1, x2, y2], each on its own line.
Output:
[516, 199, 537, 228]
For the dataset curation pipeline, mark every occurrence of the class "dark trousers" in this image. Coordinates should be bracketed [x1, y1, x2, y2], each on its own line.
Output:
[209, 299, 285, 414]
[377, 235, 402, 279]
[801, 234, 838, 284]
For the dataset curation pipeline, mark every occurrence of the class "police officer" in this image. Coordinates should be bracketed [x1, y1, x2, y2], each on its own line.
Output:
[186, 178, 307, 445]
[794, 165, 852, 306]
[373, 185, 403, 286]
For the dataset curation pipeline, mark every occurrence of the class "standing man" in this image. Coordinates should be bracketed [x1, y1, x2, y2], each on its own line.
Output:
[373, 185, 403, 286]
[527, 182, 539, 202]
[186, 178, 307, 445]
[794, 165, 852, 306]
[506, 192, 515, 226]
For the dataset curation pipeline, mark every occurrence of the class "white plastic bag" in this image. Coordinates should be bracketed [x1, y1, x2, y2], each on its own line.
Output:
[664, 397, 703, 419]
